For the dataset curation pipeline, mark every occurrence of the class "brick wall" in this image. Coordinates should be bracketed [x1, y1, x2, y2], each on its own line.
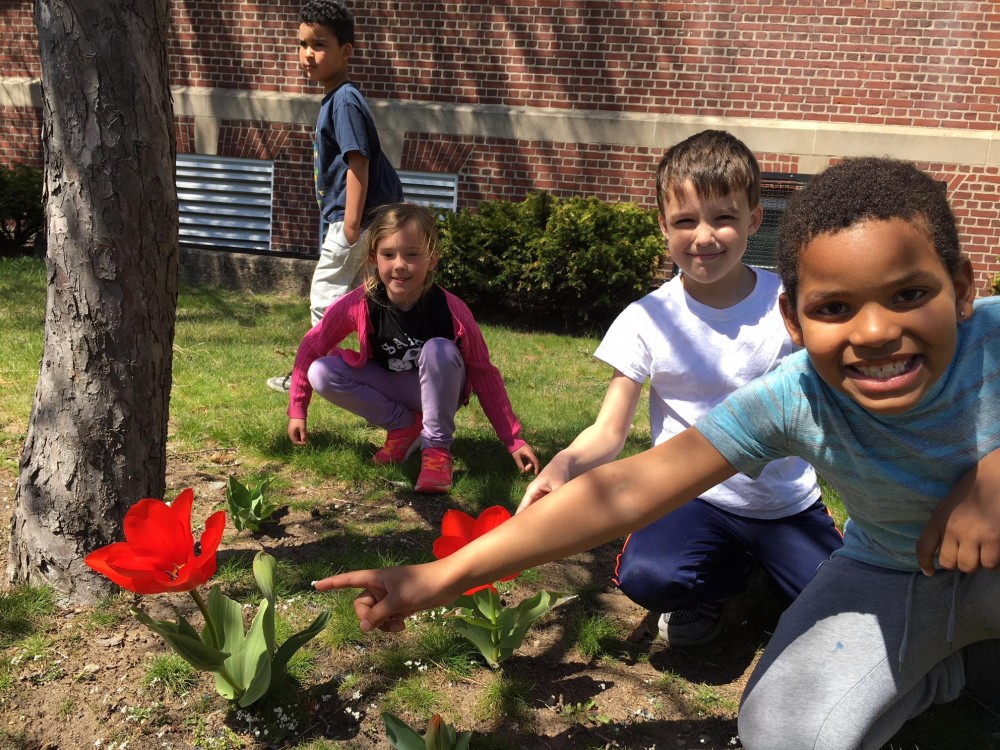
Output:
[0, 106, 42, 169]
[160, 0, 1000, 130]
[2, 1, 999, 287]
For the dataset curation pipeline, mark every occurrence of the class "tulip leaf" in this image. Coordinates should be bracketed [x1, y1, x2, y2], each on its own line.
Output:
[252, 551, 277, 656]
[131, 607, 229, 672]
[445, 590, 575, 667]
[205, 585, 245, 654]
[381, 712, 472, 750]
[271, 609, 331, 688]
[445, 617, 502, 668]
[471, 588, 502, 623]
[382, 711, 426, 749]
[234, 598, 273, 707]
[495, 591, 576, 660]
[226, 476, 278, 533]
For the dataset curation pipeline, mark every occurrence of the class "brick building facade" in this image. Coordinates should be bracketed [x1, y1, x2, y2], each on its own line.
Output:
[2, 1, 999, 289]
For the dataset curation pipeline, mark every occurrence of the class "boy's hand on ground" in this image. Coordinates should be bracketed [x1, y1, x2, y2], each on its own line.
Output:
[916, 455, 1000, 575]
[313, 563, 457, 633]
[511, 444, 541, 475]
[288, 418, 308, 446]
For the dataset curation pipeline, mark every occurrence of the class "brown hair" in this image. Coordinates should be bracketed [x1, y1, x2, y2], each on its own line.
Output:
[362, 203, 440, 299]
[655, 129, 761, 215]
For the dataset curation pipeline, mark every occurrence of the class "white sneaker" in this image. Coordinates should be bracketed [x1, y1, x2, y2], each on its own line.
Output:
[267, 374, 291, 393]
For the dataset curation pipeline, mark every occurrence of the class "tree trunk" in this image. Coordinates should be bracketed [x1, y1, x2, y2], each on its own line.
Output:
[10, 0, 177, 604]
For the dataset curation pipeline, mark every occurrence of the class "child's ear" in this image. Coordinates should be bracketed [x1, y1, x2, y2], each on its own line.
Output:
[779, 292, 805, 347]
[748, 203, 764, 237]
[953, 257, 976, 321]
[657, 212, 669, 239]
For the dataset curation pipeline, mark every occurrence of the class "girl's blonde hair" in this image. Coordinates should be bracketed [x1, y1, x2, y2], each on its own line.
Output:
[361, 203, 440, 299]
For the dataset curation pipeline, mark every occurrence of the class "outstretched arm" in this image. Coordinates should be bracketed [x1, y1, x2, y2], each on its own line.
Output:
[316, 427, 736, 631]
[916, 448, 1000, 575]
[518, 372, 642, 512]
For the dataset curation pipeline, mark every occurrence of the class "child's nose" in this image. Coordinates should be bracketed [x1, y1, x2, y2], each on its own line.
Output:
[694, 222, 714, 245]
[850, 306, 902, 348]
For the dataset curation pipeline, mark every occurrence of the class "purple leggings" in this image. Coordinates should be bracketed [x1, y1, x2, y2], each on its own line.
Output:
[307, 338, 466, 450]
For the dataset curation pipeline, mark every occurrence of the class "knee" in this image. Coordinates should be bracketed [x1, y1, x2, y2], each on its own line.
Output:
[615, 552, 695, 612]
[420, 338, 462, 372]
[307, 356, 349, 391]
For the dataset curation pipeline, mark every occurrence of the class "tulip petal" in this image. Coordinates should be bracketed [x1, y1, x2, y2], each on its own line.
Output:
[471, 506, 511, 539]
[439, 509, 476, 540]
[123, 494, 193, 562]
[85, 489, 224, 595]
[462, 583, 498, 596]
[432, 535, 467, 560]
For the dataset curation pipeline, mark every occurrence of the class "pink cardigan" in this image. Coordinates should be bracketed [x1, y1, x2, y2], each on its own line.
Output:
[287, 286, 527, 453]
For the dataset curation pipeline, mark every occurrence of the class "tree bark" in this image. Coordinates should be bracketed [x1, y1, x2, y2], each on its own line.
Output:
[10, 0, 177, 604]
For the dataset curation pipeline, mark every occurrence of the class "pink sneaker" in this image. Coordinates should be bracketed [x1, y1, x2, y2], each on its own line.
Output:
[414, 447, 453, 494]
[373, 413, 422, 465]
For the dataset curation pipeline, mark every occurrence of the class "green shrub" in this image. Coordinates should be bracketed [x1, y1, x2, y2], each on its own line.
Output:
[0, 164, 44, 258]
[520, 196, 662, 322]
[436, 192, 661, 326]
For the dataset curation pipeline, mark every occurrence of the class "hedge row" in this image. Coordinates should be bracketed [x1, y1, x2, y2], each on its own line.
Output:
[435, 192, 663, 326]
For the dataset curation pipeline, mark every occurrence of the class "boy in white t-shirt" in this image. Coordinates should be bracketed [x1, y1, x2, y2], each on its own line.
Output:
[518, 130, 843, 646]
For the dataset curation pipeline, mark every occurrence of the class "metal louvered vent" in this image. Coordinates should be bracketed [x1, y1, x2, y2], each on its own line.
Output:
[318, 170, 459, 252]
[176, 154, 273, 252]
[744, 173, 811, 270]
[399, 170, 459, 211]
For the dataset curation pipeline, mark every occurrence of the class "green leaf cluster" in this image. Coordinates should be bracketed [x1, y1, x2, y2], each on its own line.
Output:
[436, 192, 662, 325]
[445, 589, 576, 668]
[0, 163, 43, 258]
[226, 476, 279, 532]
[131, 552, 330, 707]
[382, 712, 472, 750]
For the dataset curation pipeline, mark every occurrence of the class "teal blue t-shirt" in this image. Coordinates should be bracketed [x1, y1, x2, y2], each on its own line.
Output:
[698, 296, 1000, 570]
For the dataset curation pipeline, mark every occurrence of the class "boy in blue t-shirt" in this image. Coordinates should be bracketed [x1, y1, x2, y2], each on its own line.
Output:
[319, 157, 1000, 746]
[269, 0, 403, 392]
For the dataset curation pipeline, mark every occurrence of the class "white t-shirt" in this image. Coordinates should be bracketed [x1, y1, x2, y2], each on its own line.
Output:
[593, 267, 819, 519]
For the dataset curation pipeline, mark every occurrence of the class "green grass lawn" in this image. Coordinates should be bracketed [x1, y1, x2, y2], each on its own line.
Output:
[2, 256, 993, 750]
[0, 256, 647, 505]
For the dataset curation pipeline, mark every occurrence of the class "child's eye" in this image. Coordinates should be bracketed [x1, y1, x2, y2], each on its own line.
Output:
[814, 301, 850, 317]
[895, 288, 927, 304]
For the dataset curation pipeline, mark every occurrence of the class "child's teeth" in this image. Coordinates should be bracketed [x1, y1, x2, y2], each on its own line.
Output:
[856, 360, 908, 378]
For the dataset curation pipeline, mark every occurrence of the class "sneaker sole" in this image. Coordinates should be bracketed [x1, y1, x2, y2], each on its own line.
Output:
[414, 482, 452, 494]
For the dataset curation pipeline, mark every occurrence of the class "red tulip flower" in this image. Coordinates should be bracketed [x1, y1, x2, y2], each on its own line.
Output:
[432, 505, 520, 595]
[85, 488, 226, 595]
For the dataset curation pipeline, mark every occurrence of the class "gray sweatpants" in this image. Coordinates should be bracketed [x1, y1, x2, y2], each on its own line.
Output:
[738, 556, 1000, 750]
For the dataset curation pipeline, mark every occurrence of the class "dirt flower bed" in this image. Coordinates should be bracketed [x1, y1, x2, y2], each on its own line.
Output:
[0, 457, 779, 750]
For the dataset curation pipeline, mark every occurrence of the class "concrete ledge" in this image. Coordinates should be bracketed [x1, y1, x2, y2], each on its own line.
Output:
[4, 78, 998, 171]
[179, 247, 314, 297]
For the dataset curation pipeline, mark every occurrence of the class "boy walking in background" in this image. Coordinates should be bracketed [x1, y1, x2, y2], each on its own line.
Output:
[269, 0, 403, 392]
[519, 130, 842, 646]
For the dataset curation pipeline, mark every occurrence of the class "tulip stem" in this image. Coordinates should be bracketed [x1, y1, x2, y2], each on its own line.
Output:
[189, 589, 243, 696]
